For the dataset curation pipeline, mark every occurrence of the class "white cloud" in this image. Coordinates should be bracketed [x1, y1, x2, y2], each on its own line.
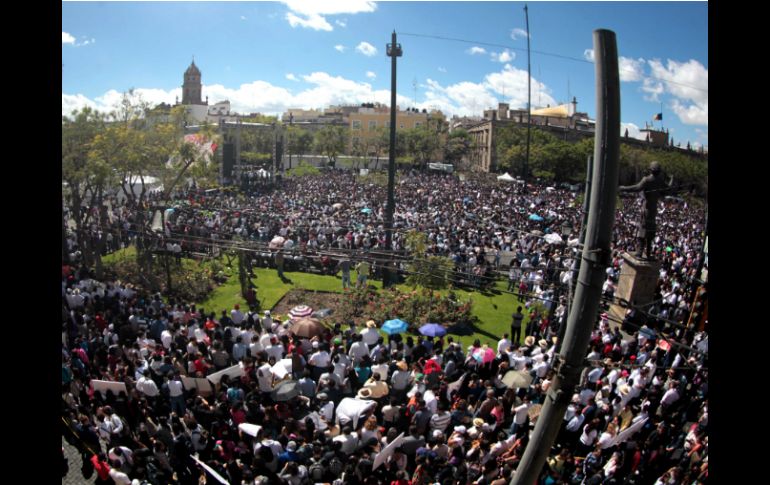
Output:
[438, 67, 447, 73]
[419, 64, 557, 117]
[620, 122, 646, 141]
[511, 28, 529, 40]
[646, 59, 707, 125]
[619, 57, 645, 82]
[281, 1, 376, 31]
[286, 12, 332, 31]
[366, 71, 376, 79]
[356, 41, 377, 57]
[240, 15, 247, 21]
[335, 19, 347, 27]
[467, 46, 486, 55]
[286, 73, 299, 82]
[63, 32, 96, 47]
[62, 64, 564, 121]
[641, 78, 664, 102]
[583, 49, 595, 62]
[334, 44, 346, 53]
[491, 50, 515, 63]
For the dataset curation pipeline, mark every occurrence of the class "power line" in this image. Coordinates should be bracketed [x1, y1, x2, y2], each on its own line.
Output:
[399, 31, 708, 94]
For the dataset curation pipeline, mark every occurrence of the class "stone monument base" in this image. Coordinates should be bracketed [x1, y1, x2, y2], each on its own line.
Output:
[608, 253, 661, 331]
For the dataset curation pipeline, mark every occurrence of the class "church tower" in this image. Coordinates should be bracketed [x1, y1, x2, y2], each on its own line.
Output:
[182, 59, 206, 105]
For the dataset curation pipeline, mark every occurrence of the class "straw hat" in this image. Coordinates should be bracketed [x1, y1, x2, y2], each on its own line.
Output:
[473, 418, 485, 428]
[538, 339, 548, 349]
[357, 388, 373, 399]
[524, 336, 536, 347]
[619, 384, 631, 396]
[366, 320, 377, 328]
[396, 361, 408, 371]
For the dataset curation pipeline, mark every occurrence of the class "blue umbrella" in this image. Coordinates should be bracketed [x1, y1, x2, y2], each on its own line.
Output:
[419, 323, 447, 337]
[528, 214, 544, 222]
[382, 319, 409, 335]
[361, 207, 373, 214]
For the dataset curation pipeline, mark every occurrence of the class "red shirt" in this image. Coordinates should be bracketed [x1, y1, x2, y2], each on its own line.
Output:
[91, 455, 111, 480]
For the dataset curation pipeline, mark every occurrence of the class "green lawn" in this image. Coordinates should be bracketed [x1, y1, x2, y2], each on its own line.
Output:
[104, 250, 538, 350]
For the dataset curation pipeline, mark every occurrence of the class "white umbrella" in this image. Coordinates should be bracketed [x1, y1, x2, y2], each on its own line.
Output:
[289, 305, 314, 318]
[544, 233, 564, 245]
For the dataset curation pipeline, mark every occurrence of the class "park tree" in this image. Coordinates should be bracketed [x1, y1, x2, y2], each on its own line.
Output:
[314, 125, 347, 168]
[402, 125, 441, 170]
[403, 230, 455, 290]
[444, 129, 474, 168]
[369, 126, 390, 171]
[285, 126, 313, 170]
[62, 107, 111, 275]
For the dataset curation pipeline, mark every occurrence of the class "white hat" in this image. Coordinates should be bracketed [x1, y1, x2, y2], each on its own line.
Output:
[312, 341, 319, 349]
[454, 425, 467, 434]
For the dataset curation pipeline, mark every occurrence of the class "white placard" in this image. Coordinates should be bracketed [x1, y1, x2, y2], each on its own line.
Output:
[372, 432, 405, 470]
[191, 455, 230, 485]
[91, 380, 127, 396]
[206, 364, 245, 386]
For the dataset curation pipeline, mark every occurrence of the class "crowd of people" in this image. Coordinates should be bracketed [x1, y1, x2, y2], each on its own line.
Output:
[61, 171, 708, 484]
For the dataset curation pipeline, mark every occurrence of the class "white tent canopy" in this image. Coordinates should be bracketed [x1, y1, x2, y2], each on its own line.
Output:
[497, 172, 516, 182]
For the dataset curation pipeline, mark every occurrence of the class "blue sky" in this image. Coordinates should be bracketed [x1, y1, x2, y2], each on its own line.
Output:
[62, 1, 708, 148]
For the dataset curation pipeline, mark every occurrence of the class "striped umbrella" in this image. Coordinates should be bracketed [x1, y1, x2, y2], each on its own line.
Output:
[289, 305, 314, 318]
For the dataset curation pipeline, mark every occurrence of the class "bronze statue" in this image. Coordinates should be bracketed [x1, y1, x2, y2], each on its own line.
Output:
[619, 161, 673, 259]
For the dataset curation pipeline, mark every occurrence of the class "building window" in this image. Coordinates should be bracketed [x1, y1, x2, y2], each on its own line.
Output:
[352, 120, 362, 130]
[369, 120, 377, 130]
[415, 122, 422, 128]
[400, 123, 405, 129]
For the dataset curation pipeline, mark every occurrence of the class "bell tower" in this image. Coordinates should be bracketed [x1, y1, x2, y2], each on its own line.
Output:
[182, 59, 205, 105]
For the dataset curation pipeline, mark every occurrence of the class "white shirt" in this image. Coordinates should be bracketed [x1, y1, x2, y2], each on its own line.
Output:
[167, 379, 184, 397]
[136, 376, 159, 397]
[109, 469, 131, 485]
[161, 330, 174, 349]
[360, 328, 380, 346]
[333, 433, 359, 454]
[349, 341, 369, 363]
[309, 350, 331, 368]
[497, 338, 512, 354]
[231, 309, 245, 325]
[661, 387, 680, 407]
[513, 402, 531, 425]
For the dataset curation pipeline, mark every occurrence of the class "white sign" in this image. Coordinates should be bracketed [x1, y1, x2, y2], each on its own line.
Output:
[373, 432, 405, 470]
[610, 417, 648, 447]
[191, 455, 230, 485]
[238, 423, 262, 438]
[271, 359, 294, 380]
[91, 380, 127, 396]
[181, 377, 214, 396]
[206, 364, 245, 386]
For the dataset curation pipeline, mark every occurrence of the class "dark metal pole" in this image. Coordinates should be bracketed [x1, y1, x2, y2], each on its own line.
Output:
[511, 29, 620, 485]
[524, 4, 531, 180]
[557, 154, 593, 354]
[384, 31, 402, 287]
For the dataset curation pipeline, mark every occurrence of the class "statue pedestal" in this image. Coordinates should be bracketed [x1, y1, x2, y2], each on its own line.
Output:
[608, 253, 661, 330]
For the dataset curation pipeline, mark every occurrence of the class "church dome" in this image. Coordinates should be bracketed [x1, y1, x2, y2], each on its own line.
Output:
[185, 61, 201, 76]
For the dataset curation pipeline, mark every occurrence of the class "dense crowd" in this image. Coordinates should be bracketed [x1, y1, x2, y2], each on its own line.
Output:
[62, 171, 708, 484]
